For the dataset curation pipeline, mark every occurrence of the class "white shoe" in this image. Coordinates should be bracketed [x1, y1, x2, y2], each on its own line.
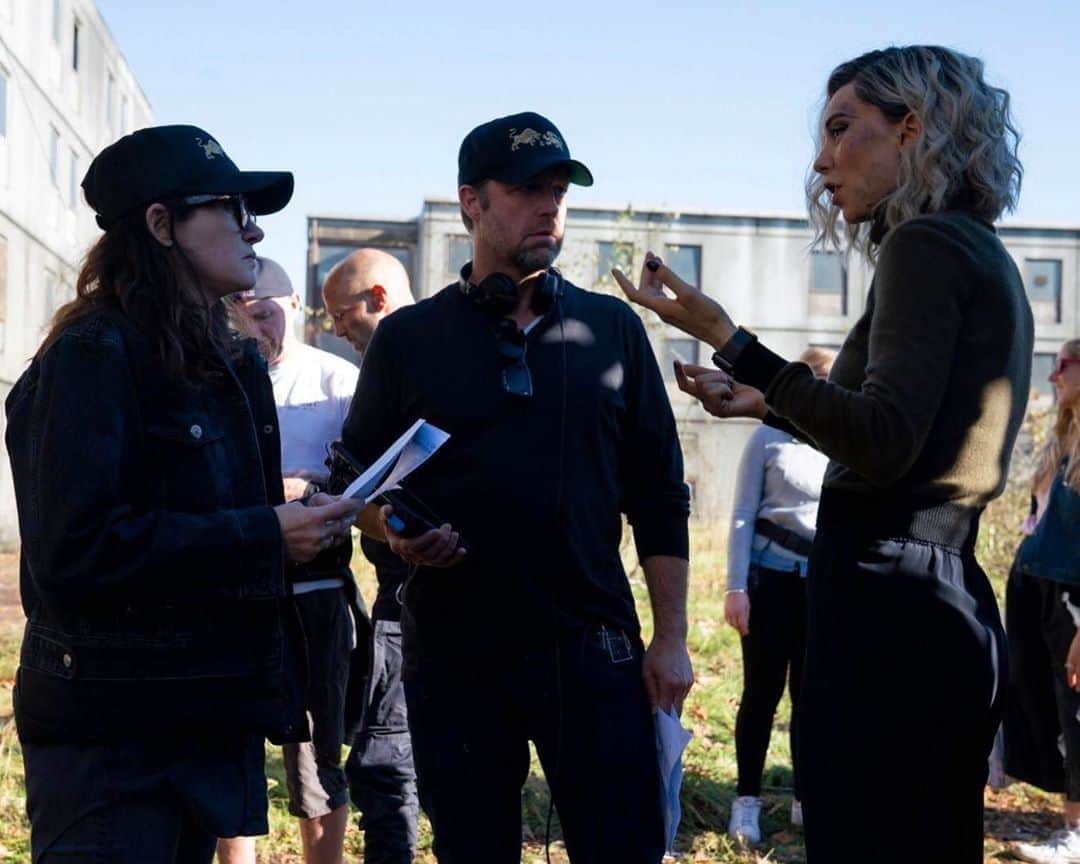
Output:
[728, 795, 762, 845]
[1015, 830, 1080, 863]
[791, 798, 803, 827]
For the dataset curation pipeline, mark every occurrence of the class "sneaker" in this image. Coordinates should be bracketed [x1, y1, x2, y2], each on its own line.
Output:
[1015, 830, 1080, 863]
[728, 795, 762, 845]
[791, 798, 803, 827]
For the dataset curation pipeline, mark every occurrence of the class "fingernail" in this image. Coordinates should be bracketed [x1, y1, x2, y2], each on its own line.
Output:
[646, 260, 660, 272]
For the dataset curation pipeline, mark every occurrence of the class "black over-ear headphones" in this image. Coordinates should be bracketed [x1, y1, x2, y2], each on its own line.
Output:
[458, 262, 563, 317]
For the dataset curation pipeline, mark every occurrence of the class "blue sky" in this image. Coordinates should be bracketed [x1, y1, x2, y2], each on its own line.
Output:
[96, 0, 1080, 293]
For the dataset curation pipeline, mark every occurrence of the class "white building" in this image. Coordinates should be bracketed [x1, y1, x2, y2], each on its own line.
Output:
[0, 1, 152, 544]
[308, 200, 1080, 524]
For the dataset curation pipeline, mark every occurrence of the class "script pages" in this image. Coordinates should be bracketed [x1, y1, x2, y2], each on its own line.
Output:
[340, 418, 450, 504]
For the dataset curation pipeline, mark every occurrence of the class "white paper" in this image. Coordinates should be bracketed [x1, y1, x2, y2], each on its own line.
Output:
[340, 419, 450, 504]
[655, 706, 693, 853]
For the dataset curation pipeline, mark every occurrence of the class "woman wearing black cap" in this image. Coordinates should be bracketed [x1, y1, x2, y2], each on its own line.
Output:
[617, 46, 1030, 862]
[5, 125, 361, 863]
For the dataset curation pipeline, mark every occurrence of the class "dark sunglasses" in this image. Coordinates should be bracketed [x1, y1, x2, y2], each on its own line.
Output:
[494, 319, 532, 398]
[179, 193, 256, 229]
[1051, 357, 1080, 378]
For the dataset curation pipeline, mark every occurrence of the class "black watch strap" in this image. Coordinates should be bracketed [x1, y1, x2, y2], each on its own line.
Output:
[712, 326, 757, 373]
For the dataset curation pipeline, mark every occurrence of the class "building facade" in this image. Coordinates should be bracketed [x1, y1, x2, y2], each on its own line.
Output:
[308, 200, 1080, 524]
[0, 1, 152, 544]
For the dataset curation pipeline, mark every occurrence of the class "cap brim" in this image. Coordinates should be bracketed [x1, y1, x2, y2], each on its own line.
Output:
[216, 171, 295, 215]
[563, 160, 593, 187]
[486, 158, 594, 189]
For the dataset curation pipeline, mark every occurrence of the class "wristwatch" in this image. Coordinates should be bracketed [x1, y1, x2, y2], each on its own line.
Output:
[711, 326, 757, 373]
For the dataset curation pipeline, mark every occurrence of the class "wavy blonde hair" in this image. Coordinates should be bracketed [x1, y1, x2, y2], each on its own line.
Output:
[1033, 339, 1080, 492]
[807, 46, 1022, 258]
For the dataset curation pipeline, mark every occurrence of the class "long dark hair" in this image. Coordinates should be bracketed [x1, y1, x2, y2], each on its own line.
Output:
[38, 204, 232, 387]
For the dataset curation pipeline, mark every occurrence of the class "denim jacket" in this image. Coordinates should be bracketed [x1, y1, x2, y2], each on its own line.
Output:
[1018, 463, 1080, 586]
[5, 307, 307, 744]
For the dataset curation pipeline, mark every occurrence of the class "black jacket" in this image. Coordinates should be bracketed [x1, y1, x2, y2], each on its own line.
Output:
[5, 307, 307, 744]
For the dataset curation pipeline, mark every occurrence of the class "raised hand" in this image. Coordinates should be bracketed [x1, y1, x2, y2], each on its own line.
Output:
[674, 361, 767, 420]
[612, 251, 736, 349]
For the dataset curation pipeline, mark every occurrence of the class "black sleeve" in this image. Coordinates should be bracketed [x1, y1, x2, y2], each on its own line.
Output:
[619, 313, 690, 560]
[10, 330, 284, 609]
[735, 220, 971, 486]
[341, 316, 405, 474]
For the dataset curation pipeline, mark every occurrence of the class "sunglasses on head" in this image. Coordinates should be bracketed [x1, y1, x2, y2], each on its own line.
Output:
[1052, 357, 1080, 378]
[179, 193, 256, 229]
[494, 318, 532, 398]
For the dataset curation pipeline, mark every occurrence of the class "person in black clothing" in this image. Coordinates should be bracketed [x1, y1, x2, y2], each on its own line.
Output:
[617, 47, 1030, 863]
[322, 249, 420, 864]
[5, 126, 360, 863]
[342, 111, 693, 864]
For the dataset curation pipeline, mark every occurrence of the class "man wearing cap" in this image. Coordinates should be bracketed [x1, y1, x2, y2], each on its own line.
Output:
[321, 249, 420, 864]
[341, 112, 693, 862]
[218, 257, 365, 864]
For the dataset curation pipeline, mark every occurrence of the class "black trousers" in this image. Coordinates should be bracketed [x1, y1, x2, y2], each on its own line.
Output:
[799, 509, 1005, 863]
[735, 563, 806, 798]
[404, 625, 664, 864]
[1004, 556, 1080, 800]
[23, 734, 266, 864]
[346, 617, 419, 864]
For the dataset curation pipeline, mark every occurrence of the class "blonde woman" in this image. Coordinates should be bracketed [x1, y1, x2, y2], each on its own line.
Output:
[616, 46, 1030, 862]
[1005, 339, 1080, 864]
[724, 348, 834, 845]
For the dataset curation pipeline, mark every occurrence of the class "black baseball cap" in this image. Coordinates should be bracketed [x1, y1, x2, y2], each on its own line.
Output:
[457, 111, 593, 188]
[82, 124, 294, 230]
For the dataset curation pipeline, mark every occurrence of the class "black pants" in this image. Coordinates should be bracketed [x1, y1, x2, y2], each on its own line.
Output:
[735, 563, 806, 798]
[799, 512, 1005, 863]
[346, 617, 419, 864]
[1004, 556, 1080, 800]
[404, 625, 664, 864]
[23, 734, 266, 863]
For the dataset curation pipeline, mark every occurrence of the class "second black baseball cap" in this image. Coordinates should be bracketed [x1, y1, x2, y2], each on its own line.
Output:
[82, 124, 294, 230]
[458, 111, 593, 188]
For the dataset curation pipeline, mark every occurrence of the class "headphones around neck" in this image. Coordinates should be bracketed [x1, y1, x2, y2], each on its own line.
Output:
[458, 262, 563, 317]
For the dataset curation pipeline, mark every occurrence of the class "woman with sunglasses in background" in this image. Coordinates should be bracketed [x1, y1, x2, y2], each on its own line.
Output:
[616, 46, 1031, 862]
[5, 125, 361, 863]
[1004, 339, 1080, 864]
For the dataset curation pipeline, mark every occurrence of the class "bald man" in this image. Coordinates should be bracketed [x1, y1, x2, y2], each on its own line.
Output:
[321, 249, 419, 864]
[322, 248, 414, 355]
[219, 259, 366, 864]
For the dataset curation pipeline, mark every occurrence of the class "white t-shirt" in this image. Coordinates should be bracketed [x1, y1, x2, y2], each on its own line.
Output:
[269, 342, 359, 478]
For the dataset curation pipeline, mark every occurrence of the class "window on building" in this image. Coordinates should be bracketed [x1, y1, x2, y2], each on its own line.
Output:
[1025, 259, 1062, 324]
[596, 241, 634, 285]
[72, 19, 80, 72]
[106, 73, 115, 135]
[49, 126, 60, 187]
[1032, 352, 1058, 401]
[663, 337, 700, 383]
[447, 235, 471, 281]
[664, 244, 702, 286]
[120, 95, 129, 133]
[68, 149, 78, 208]
[809, 250, 847, 316]
[0, 70, 7, 138]
[52, 0, 61, 44]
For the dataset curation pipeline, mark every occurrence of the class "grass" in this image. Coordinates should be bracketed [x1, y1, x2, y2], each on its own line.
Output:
[0, 423, 1067, 862]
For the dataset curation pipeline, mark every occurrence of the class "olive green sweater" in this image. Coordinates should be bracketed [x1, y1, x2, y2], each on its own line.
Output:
[735, 209, 1034, 509]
